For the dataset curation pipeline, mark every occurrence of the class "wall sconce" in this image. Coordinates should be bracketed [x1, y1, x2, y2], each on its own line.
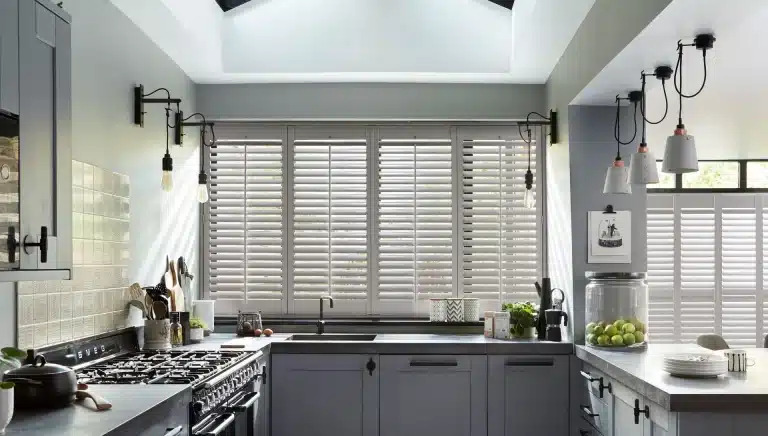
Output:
[133, 85, 182, 127]
[174, 112, 216, 203]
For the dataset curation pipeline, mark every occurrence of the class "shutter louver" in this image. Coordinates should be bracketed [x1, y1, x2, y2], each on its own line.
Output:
[460, 129, 539, 312]
[208, 126, 284, 314]
[646, 195, 675, 343]
[292, 129, 368, 314]
[376, 127, 453, 315]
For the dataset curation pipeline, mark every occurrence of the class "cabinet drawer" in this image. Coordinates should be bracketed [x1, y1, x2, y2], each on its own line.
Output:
[580, 391, 612, 436]
[580, 366, 613, 400]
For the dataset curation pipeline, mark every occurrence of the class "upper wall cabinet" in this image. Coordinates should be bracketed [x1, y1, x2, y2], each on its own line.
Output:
[0, 0, 72, 281]
[0, 0, 20, 114]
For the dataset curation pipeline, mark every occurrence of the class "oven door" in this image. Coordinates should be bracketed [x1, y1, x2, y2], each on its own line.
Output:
[224, 391, 260, 436]
[191, 413, 236, 436]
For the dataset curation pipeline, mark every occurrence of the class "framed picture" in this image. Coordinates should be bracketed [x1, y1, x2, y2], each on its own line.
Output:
[588, 210, 631, 264]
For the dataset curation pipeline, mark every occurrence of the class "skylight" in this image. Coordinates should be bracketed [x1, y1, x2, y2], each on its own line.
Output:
[216, 0, 515, 13]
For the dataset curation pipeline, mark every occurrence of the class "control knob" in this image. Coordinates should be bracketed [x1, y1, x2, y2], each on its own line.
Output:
[193, 401, 205, 414]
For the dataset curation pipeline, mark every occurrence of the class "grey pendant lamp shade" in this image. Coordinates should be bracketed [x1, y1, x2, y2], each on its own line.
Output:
[630, 144, 660, 184]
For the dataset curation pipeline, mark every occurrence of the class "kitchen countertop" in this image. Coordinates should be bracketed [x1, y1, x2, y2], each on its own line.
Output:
[3, 384, 189, 436]
[577, 344, 768, 412]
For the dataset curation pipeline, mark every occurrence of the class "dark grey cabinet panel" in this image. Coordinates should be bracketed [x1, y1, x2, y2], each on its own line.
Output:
[379, 355, 487, 436]
[0, 0, 19, 115]
[488, 355, 569, 436]
[271, 354, 378, 436]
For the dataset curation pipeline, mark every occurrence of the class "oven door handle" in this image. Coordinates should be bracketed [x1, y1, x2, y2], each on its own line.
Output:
[200, 414, 235, 436]
[204, 351, 262, 388]
[231, 392, 259, 413]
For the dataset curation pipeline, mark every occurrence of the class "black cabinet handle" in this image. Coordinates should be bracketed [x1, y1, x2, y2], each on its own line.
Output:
[23, 226, 48, 263]
[600, 381, 613, 398]
[580, 405, 598, 418]
[634, 398, 650, 424]
[410, 361, 458, 367]
[505, 359, 553, 367]
[366, 358, 376, 375]
[580, 370, 612, 398]
[260, 365, 267, 385]
[6, 226, 17, 264]
[579, 430, 592, 436]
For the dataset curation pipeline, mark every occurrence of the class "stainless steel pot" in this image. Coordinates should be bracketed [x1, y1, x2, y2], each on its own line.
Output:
[3, 351, 77, 409]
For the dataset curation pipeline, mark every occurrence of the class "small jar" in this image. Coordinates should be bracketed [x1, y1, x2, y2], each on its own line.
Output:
[170, 313, 183, 347]
[585, 272, 648, 350]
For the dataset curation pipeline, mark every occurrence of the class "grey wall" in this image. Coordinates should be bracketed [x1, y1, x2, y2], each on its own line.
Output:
[196, 83, 545, 120]
[5, 0, 198, 347]
[568, 105, 647, 343]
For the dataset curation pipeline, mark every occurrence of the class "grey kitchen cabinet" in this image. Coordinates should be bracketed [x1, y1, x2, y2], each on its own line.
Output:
[11, 0, 72, 280]
[271, 354, 379, 436]
[613, 394, 646, 436]
[488, 355, 569, 436]
[0, 0, 20, 114]
[379, 355, 487, 436]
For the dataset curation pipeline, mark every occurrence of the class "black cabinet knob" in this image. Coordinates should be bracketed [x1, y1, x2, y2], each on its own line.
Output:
[6, 226, 17, 264]
[366, 358, 376, 375]
[22, 226, 48, 263]
[634, 398, 650, 424]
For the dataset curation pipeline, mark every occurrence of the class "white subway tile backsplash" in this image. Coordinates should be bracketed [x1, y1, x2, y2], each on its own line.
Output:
[18, 161, 131, 348]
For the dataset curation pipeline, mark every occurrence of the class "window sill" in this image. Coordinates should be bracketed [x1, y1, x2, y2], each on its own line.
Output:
[215, 316, 483, 328]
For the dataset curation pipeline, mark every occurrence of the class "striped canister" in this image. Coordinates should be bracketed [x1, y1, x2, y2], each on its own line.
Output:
[446, 298, 465, 322]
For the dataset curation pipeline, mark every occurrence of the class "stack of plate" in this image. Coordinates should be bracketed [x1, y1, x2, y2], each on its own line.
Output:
[662, 353, 728, 378]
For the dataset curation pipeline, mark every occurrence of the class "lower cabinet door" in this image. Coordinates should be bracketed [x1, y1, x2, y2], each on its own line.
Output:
[613, 395, 646, 436]
[379, 355, 487, 436]
[271, 354, 379, 436]
[487, 355, 569, 436]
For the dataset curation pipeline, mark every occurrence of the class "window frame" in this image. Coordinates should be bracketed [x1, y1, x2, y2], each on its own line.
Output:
[201, 122, 548, 317]
[649, 159, 768, 193]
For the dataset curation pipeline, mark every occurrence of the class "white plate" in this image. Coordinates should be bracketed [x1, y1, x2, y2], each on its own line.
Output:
[663, 353, 727, 364]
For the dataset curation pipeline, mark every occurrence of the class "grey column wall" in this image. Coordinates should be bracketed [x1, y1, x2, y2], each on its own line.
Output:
[567, 105, 647, 343]
[196, 83, 545, 120]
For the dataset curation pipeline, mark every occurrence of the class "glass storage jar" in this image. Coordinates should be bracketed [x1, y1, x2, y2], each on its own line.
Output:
[585, 272, 648, 350]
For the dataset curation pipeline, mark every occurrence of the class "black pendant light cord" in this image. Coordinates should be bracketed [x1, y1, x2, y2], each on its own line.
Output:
[673, 40, 710, 126]
[614, 96, 638, 145]
[640, 74, 668, 125]
[614, 99, 623, 160]
[164, 107, 171, 154]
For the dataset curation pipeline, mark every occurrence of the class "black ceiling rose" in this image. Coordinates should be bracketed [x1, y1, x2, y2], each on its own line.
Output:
[216, 0, 515, 12]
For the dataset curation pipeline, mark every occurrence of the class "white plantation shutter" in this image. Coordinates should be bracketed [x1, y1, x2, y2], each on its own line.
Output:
[291, 128, 368, 314]
[207, 125, 285, 314]
[647, 194, 767, 347]
[375, 127, 454, 315]
[459, 127, 541, 313]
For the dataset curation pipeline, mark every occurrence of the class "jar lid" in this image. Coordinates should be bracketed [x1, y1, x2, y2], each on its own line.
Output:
[585, 272, 646, 280]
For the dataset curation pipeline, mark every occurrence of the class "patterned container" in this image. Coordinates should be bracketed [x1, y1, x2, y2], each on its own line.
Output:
[429, 299, 447, 322]
[463, 298, 480, 322]
[446, 298, 465, 322]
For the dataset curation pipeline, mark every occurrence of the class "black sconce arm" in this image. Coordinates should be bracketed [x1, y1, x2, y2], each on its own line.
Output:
[133, 85, 182, 127]
[174, 111, 215, 146]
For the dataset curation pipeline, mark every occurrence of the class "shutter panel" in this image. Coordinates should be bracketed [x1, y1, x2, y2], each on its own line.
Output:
[678, 195, 716, 344]
[375, 127, 454, 315]
[647, 195, 675, 343]
[292, 127, 368, 314]
[459, 127, 540, 313]
[208, 125, 284, 314]
[720, 195, 757, 347]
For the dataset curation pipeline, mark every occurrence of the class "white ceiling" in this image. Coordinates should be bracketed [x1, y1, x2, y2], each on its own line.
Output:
[111, 0, 595, 84]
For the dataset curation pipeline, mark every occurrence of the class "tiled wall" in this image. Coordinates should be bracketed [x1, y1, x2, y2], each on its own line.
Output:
[17, 161, 131, 349]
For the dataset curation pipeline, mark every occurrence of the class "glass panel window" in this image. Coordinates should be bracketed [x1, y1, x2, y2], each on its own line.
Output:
[682, 161, 739, 189]
[747, 162, 768, 188]
[655, 161, 676, 188]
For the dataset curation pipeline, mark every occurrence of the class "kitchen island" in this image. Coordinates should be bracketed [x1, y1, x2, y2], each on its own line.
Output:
[577, 344, 768, 435]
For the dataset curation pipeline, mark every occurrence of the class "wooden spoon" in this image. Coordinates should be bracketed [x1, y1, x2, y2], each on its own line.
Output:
[76, 383, 112, 411]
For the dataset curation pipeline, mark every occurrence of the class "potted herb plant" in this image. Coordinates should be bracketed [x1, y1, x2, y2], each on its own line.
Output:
[190, 317, 206, 343]
[502, 302, 539, 338]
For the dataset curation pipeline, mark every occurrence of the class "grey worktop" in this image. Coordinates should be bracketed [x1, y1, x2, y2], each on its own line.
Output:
[3, 384, 189, 436]
[577, 344, 768, 412]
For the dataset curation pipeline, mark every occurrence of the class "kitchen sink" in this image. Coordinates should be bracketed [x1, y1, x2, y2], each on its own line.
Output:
[286, 334, 377, 341]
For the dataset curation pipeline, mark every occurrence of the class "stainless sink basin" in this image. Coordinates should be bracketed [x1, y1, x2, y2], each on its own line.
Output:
[286, 334, 377, 341]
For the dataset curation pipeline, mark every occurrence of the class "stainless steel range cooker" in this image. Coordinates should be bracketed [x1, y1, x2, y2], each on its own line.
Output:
[35, 329, 267, 436]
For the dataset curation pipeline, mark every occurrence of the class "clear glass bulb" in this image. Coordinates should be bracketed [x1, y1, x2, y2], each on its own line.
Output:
[523, 187, 535, 209]
[197, 183, 210, 203]
[161, 170, 173, 192]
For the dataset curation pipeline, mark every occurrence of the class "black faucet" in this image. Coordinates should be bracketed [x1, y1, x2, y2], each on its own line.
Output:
[317, 296, 334, 335]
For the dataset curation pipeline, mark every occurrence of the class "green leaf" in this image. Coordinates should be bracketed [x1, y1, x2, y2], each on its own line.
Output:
[0, 382, 14, 390]
[1, 347, 26, 360]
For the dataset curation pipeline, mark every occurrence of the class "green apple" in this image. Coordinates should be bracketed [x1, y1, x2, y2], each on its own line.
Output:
[622, 323, 636, 334]
[593, 325, 605, 336]
[623, 333, 636, 345]
[634, 331, 645, 343]
[596, 321, 606, 329]
[586, 334, 598, 345]
[631, 320, 644, 333]
[613, 319, 626, 329]
[604, 325, 618, 337]
[586, 322, 597, 335]
[611, 335, 625, 346]
[597, 335, 610, 346]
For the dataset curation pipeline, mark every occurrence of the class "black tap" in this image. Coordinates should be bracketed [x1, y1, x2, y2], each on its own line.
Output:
[317, 296, 334, 334]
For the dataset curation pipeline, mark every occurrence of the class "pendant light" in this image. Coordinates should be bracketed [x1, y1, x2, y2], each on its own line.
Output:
[604, 95, 638, 195]
[629, 66, 672, 184]
[662, 34, 715, 174]
[196, 123, 215, 203]
[520, 125, 535, 209]
[161, 107, 173, 192]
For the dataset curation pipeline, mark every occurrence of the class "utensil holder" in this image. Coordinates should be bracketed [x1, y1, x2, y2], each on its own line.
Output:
[446, 298, 465, 322]
[143, 319, 171, 350]
[0, 387, 13, 434]
[463, 298, 480, 322]
[429, 299, 447, 322]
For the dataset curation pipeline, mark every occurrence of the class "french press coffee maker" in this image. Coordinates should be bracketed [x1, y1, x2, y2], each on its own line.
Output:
[545, 288, 568, 342]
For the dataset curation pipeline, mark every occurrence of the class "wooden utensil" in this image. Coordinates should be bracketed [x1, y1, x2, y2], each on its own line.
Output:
[153, 300, 168, 320]
[76, 383, 112, 411]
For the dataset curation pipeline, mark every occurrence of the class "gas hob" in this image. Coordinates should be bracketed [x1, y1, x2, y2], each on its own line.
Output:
[76, 350, 247, 386]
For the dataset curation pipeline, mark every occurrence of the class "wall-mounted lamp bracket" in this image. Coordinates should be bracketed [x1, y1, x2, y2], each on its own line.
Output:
[174, 111, 215, 145]
[133, 85, 182, 127]
[549, 110, 559, 145]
